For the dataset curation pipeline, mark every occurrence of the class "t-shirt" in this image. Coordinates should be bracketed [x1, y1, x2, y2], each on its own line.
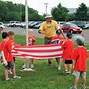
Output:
[51, 35, 64, 44]
[39, 20, 60, 38]
[73, 46, 87, 72]
[0, 39, 13, 62]
[62, 40, 74, 60]
[28, 35, 36, 46]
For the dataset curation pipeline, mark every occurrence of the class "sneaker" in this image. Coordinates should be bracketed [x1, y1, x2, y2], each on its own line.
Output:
[6, 78, 13, 81]
[13, 76, 21, 79]
[81, 85, 86, 89]
[70, 86, 77, 89]
[66, 71, 71, 74]
[22, 64, 26, 69]
[30, 64, 34, 68]
[58, 66, 61, 70]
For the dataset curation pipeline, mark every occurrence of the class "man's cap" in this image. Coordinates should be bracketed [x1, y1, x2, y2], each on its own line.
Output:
[66, 32, 72, 38]
[45, 15, 52, 19]
[56, 30, 61, 35]
[76, 38, 84, 45]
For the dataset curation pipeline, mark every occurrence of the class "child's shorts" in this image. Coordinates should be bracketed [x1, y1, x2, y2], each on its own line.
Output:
[4, 61, 15, 69]
[64, 60, 73, 64]
[74, 71, 86, 78]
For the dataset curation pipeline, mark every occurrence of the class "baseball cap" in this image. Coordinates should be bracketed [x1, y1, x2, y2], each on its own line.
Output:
[45, 14, 52, 19]
[56, 30, 61, 35]
[76, 38, 84, 46]
[66, 32, 72, 38]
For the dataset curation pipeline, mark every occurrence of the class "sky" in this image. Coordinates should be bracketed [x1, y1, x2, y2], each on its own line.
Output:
[2, 0, 89, 15]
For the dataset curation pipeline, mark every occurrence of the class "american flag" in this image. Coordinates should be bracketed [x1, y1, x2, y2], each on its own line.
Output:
[12, 44, 63, 59]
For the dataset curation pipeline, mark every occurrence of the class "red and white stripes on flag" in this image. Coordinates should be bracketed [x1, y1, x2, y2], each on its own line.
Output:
[12, 44, 63, 59]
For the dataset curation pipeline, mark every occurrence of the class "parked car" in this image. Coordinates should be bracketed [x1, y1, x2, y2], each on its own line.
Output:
[20, 22, 26, 28]
[34, 23, 42, 29]
[84, 23, 89, 29]
[29, 21, 41, 28]
[0, 22, 5, 31]
[59, 21, 65, 27]
[7, 21, 21, 27]
[61, 22, 82, 33]
[70, 21, 86, 28]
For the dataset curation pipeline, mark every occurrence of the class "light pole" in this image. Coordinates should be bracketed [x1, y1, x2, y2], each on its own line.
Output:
[44, 3, 48, 15]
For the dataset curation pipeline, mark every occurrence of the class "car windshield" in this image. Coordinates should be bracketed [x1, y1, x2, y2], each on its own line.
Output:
[69, 23, 78, 27]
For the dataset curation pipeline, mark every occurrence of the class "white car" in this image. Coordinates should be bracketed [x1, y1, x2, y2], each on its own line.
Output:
[84, 23, 89, 29]
[7, 21, 21, 27]
[0, 22, 5, 30]
[20, 22, 26, 28]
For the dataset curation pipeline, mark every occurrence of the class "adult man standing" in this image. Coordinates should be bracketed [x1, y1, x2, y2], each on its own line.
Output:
[38, 15, 65, 65]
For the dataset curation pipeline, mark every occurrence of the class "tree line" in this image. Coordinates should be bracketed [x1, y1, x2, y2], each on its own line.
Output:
[0, 0, 89, 21]
[51, 3, 89, 21]
[0, 0, 45, 21]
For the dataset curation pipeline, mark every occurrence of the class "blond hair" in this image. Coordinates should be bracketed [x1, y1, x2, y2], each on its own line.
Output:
[28, 29, 33, 32]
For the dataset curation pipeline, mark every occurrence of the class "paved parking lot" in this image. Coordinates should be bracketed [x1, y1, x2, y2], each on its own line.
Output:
[3, 26, 89, 43]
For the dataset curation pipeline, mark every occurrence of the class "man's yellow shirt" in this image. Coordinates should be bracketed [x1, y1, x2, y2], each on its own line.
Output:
[39, 20, 60, 38]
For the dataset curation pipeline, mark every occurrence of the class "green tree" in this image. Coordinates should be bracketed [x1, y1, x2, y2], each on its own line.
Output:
[75, 3, 88, 20]
[0, 0, 45, 21]
[66, 13, 75, 21]
[51, 3, 69, 21]
[0, 1, 8, 21]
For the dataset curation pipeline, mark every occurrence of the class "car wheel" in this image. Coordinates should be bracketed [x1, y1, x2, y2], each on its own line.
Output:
[13, 24, 16, 27]
[79, 31, 82, 34]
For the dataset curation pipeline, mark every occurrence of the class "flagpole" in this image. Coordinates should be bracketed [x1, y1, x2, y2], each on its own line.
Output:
[24, 0, 35, 71]
[25, 0, 28, 46]
[24, 0, 30, 70]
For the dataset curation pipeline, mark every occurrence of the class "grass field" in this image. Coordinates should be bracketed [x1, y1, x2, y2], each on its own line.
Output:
[0, 34, 89, 89]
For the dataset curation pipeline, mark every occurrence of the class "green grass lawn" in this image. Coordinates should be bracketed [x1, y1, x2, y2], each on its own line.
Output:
[0, 34, 89, 89]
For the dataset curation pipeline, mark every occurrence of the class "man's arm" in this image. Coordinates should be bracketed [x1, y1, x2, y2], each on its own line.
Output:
[59, 28, 66, 39]
[38, 22, 45, 35]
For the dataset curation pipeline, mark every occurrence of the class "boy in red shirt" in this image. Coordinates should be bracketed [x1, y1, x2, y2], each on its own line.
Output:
[0, 32, 21, 80]
[70, 38, 87, 89]
[62, 32, 74, 74]
[8, 31, 20, 74]
[51, 30, 64, 70]
[23, 29, 36, 69]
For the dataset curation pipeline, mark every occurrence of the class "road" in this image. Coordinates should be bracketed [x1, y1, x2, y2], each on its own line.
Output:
[3, 26, 89, 43]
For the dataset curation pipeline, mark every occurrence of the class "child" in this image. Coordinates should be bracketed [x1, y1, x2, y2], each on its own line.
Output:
[70, 38, 87, 89]
[23, 29, 36, 69]
[8, 31, 20, 74]
[51, 30, 64, 70]
[62, 32, 74, 74]
[0, 32, 21, 80]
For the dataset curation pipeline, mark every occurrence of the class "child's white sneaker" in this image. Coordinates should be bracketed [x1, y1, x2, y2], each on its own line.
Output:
[58, 66, 61, 70]
[13, 76, 21, 79]
[30, 64, 34, 68]
[22, 64, 26, 69]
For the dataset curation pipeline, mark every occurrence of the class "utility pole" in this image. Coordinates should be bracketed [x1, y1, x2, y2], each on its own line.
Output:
[44, 3, 48, 15]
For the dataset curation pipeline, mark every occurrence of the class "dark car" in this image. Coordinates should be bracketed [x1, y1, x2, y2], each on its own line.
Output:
[70, 21, 86, 28]
[28, 21, 41, 28]
[34, 23, 42, 29]
[61, 22, 82, 33]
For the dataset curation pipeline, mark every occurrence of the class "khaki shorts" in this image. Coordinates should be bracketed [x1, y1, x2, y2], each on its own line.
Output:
[44, 37, 53, 44]
[74, 71, 86, 78]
